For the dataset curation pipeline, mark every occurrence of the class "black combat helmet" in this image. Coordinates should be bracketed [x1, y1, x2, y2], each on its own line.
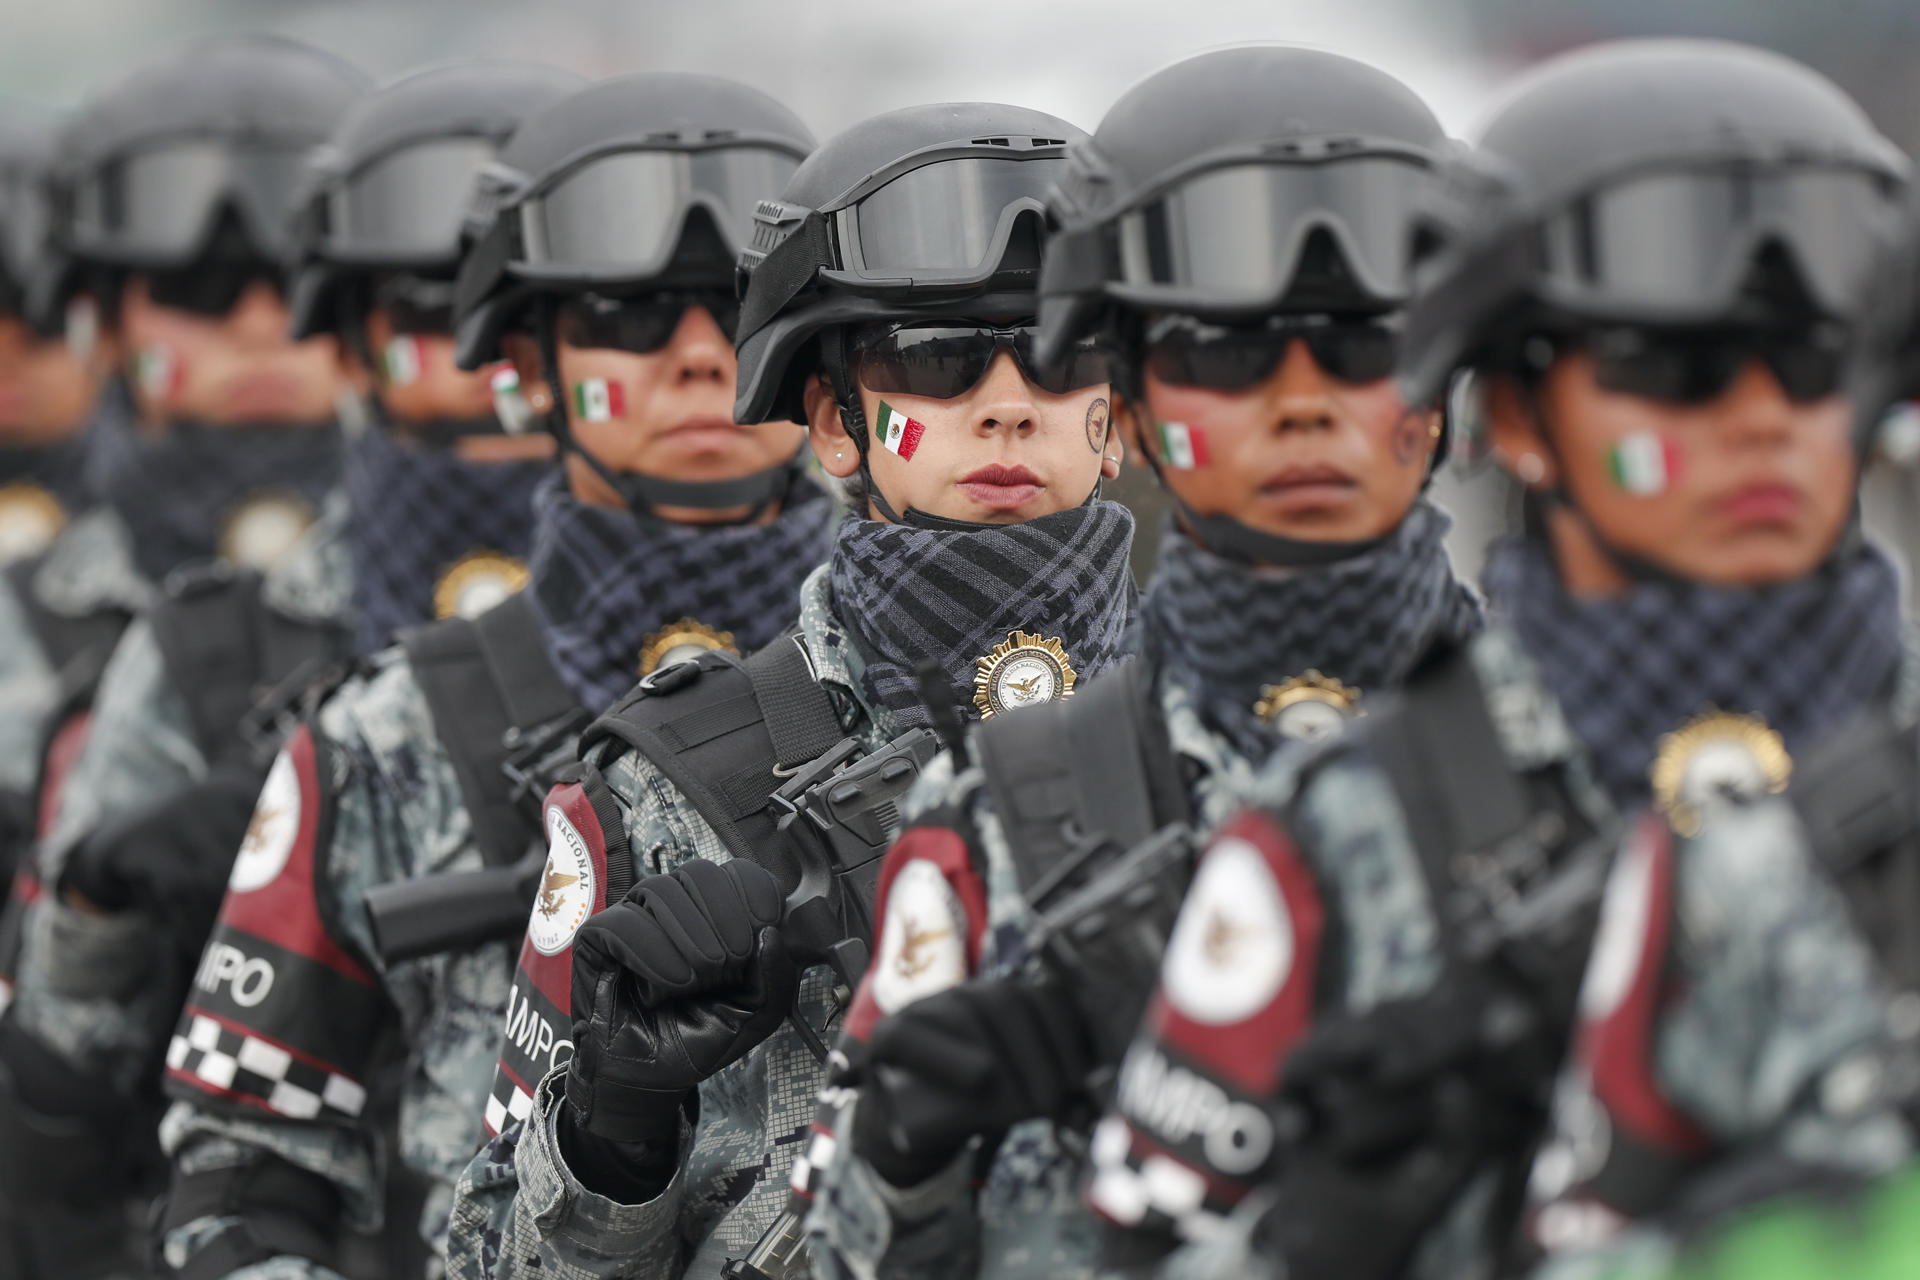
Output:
[35, 34, 368, 326]
[1850, 194, 1920, 453]
[449, 72, 814, 517]
[0, 113, 56, 328]
[732, 102, 1088, 429]
[1032, 46, 1450, 564]
[287, 61, 586, 343]
[1398, 38, 1909, 412]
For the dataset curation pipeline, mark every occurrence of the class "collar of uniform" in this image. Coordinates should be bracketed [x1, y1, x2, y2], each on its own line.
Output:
[791, 562, 877, 735]
[260, 488, 357, 627]
[32, 505, 155, 618]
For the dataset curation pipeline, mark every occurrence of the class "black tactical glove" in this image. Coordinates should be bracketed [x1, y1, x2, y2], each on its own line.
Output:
[566, 857, 797, 1149]
[1261, 990, 1522, 1280]
[853, 976, 1094, 1188]
[59, 762, 267, 951]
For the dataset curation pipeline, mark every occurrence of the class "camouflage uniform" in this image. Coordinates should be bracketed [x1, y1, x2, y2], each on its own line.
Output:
[800, 658, 1256, 1280]
[809, 628, 1913, 1280]
[445, 567, 912, 1280]
[0, 505, 152, 826]
[4, 493, 352, 1091]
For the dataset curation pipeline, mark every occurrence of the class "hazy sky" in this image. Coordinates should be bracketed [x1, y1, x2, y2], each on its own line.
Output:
[0, 0, 1506, 138]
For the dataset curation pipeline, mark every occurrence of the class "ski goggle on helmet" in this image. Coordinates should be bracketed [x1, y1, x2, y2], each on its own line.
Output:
[66, 139, 314, 265]
[490, 143, 805, 285]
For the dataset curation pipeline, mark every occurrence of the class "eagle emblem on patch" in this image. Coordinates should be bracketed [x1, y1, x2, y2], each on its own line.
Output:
[528, 806, 596, 956]
[973, 630, 1077, 719]
[638, 618, 737, 677]
[1253, 671, 1362, 742]
[219, 489, 314, 571]
[0, 481, 66, 561]
[434, 550, 528, 620]
[1649, 710, 1790, 837]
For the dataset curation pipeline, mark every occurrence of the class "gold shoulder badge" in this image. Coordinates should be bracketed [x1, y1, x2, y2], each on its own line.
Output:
[434, 550, 529, 620]
[219, 489, 315, 570]
[1650, 710, 1791, 837]
[639, 618, 737, 676]
[1254, 671, 1363, 743]
[973, 630, 1077, 719]
[0, 481, 67, 561]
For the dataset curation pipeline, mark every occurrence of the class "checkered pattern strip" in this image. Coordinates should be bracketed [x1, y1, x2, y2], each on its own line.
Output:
[1141, 500, 1483, 764]
[1483, 536, 1907, 806]
[343, 422, 550, 654]
[166, 1012, 367, 1123]
[525, 472, 836, 712]
[829, 501, 1137, 729]
[483, 1066, 537, 1137]
[1084, 1115, 1230, 1240]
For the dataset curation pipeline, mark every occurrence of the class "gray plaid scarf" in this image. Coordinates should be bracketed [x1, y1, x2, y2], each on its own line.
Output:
[828, 501, 1138, 730]
[1142, 499, 1484, 765]
[1484, 535, 1906, 807]
[525, 472, 835, 713]
[344, 420, 553, 654]
[100, 418, 344, 582]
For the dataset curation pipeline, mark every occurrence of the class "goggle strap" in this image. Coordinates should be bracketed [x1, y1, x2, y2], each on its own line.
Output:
[735, 211, 833, 349]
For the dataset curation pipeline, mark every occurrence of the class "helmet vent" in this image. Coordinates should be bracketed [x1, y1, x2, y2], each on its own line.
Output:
[971, 136, 1012, 147]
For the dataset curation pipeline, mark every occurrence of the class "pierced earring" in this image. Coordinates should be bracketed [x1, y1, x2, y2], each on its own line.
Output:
[1429, 422, 1443, 440]
[528, 390, 550, 411]
[1516, 452, 1547, 486]
[836, 450, 845, 460]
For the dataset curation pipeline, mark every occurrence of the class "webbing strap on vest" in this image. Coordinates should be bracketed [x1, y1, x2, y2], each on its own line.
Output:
[585, 634, 843, 875]
[1794, 708, 1920, 992]
[4, 554, 131, 677]
[401, 594, 578, 868]
[974, 659, 1192, 896]
[1367, 647, 1533, 902]
[147, 568, 350, 763]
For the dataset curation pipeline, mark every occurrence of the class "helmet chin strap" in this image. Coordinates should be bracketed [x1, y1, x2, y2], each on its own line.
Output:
[536, 312, 798, 525]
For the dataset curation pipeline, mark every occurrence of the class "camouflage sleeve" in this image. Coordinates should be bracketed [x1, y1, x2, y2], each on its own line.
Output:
[447, 1071, 695, 1280]
[7, 618, 200, 1084]
[441, 745, 716, 1280]
[40, 616, 202, 883]
[0, 576, 56, 796]
[162, 656, 510, 1274]
[1655, 799, 1910, 1166]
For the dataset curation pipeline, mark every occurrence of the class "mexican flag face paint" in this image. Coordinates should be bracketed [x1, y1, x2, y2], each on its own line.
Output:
[572, 378, 626, 422]
[1156, 421, 1210, 470]
[877, 400, 926, 461]
[1606, 432, 1683, 496]
[381, 335, 426, 386]
[133, 345, 182, 399]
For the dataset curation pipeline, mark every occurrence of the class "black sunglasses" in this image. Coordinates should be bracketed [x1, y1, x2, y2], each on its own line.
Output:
[144, 262, 283, 318]
[1143, 313, 1402, 392]
[851, 322, 1109, 400]
[554, 290, 740, 356]
[1581, 327, 1848, 407]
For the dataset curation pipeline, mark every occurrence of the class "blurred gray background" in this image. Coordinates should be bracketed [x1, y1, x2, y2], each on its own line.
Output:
[5, 0, 1918, 587]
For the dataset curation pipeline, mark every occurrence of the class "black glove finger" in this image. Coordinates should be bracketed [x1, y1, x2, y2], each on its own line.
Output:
[576, 900, 698, 999]
[868, 996, 1001, 1096]
[665, 858, 761, 963]
[707, 857, 785, 931]
[640, 870, 736, 979]
[982, 984, 1092, 1118]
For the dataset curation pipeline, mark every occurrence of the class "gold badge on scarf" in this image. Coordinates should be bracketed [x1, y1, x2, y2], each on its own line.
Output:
[638, 618, 737, 677]
[1649, 710, 1791, 837]
[973, 630, 1077, 719]
[1254, 671, 1362, 743]
[218, 490, 315, 571]
[434, 550, 529, 620]
[0, 482, 67, 562]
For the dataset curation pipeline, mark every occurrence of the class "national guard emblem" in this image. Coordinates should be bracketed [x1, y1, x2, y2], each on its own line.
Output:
[973, 630, 1077, 719]
[1649, 710, 1791, 837]
[638, 618, 738, 677]
[1254, 671, 1362, 742]
[433, 550, 528, 620]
